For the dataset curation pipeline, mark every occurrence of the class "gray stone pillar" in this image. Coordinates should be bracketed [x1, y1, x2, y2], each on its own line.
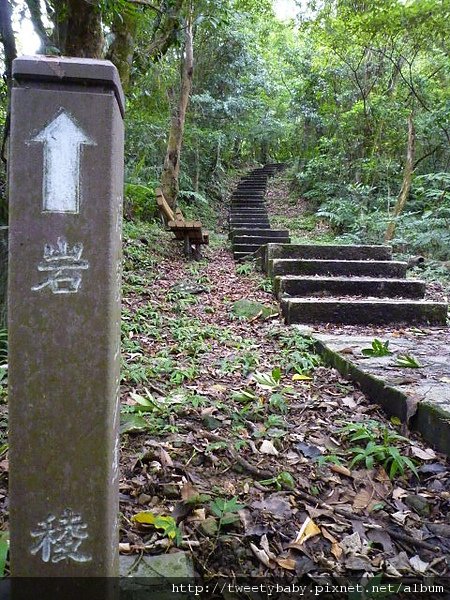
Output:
[0, 226, 7, 331]
[8, 56, 124, 579]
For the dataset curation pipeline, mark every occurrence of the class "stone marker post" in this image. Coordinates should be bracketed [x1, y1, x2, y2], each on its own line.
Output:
[8, 56, 124, 579]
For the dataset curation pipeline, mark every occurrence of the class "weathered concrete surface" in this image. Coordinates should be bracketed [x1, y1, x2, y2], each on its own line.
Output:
[230, 220, 270, 227]
[0, 226, 7, 329]
[282, 298, 447, 325]
[233, 243, 266, 254]
[295, 325, 450, 455]
[233, 235, 291, 245]
[120, 553, 195, 599]
[270, 258, 407, 278]
[8, 56, 124, 578]
[230, 208, 268, 213]
[275, 275, 426, 299]
[230, 228, 289, 238]
[265, 243, 392, 263]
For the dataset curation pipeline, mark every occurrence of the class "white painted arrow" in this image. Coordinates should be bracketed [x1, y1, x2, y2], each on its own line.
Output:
[32, 111, 96, 213]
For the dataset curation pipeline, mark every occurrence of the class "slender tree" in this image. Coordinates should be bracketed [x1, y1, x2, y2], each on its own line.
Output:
[161, 12, 194, 207]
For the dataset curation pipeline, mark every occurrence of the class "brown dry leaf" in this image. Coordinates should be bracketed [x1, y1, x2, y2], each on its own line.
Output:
[392, 487, 408, 500]
[119, 543, 131, 553]
[353, 487, 373, 511]
[330, 464, 352, 477]
[190, 508, 206, 522]
[374, 466, 390, 482]
[181, 482, 200, 502]
[411, 446, 436, 460]
[340, 532, 362, 556]
[340, 347, 355, 355]
[275, 557, 297, 571]
[260, 534, 277, 560]
[250, 542, 275, 569]
[342, 396, 357, 409]
[259, 440, 279, 455]
[159, 447, 174, 468]
[405, 396, 420, 424]
[321, 527, 338, 544]
[410, 555, 429, 574]
[321, 527, 343, 560]
[288, 517, 321, 548]
[391, 510, 411, 525]
[331, 542, 343, 560]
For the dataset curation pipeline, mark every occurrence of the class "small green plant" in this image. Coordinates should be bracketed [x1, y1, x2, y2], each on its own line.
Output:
[0, 329, 7, 363]
[252, 368, 282, 388]
[235, 262, 254, 275]
[395, 354, 422, 368]
[132, 512, 182, 545]
[337, 420, 418, 479]
[258, 278, 273, 293]
[0, 531, 8, 577]
[316, 454, 344, 468]
[209, 497, 245, 530]
[348, 442, 418, 479]
[361, 339, 392, 357]
[259, 471, 295, 490]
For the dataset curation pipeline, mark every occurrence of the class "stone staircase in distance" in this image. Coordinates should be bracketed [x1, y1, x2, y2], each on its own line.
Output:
[229, 166, 448, 326]
[229, 163, 290, 261]
[263, 243, 448, 325]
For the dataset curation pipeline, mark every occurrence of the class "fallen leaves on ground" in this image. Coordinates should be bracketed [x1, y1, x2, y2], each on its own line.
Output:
[116, 224, 450, 585]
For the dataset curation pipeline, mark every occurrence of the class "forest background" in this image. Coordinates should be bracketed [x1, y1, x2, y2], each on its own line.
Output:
[0, 0, 450, 262]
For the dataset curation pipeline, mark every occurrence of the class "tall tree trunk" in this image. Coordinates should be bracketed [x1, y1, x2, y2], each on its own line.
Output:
[64, 0, 104, 58]
[107, 9, 138, 91]
[24, 0, 55, 53]
[385, 113, 415, 242]
[161, 17, 194, 208]
[0, 0, 17, 220]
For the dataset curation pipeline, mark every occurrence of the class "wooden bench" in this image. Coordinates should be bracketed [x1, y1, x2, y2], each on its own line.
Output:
[156, 188, 209, 259]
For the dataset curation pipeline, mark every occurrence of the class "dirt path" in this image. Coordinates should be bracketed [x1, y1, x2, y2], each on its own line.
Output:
[118, 225, 450, 584]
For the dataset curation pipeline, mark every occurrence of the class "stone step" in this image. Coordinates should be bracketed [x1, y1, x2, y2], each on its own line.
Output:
[231, 204, 267, 210]
[231, 199, 266, 205]
[234, 251, 259, 261]
[269, 259, 408, 278]
[237, 181, 267, 185]
[231, 224, 271, 230]
[230, 209, 268, 214]
[265, 243, 392, 262]
[230, 219, 270, 225]
[232, 193, 265, 199]
[233, 243, 266, 254]
[281, 298, 448, 326]
[237, 180, 267, 185]
[233, 235, 291, 245]
[274, 276, 426, 299]
[230, 228, 289, 237]
[230, 213, 269, 219]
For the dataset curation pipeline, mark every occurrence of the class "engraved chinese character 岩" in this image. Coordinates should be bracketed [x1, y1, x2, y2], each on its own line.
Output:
[32, 237, 89, 294]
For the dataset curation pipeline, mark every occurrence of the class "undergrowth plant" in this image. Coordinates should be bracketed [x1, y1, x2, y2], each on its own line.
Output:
[318, 420, 419, 480]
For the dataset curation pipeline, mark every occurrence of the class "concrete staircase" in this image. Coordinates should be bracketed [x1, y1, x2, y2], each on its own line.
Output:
[230, 167, 448, 326]
[229, 164, 290, 260]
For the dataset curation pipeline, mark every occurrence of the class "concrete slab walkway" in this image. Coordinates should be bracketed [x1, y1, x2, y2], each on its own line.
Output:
[295, 324, 450, 455]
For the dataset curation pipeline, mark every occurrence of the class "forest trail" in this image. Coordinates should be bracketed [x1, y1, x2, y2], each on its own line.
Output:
[228, 168, 450, 454]
[114, 223, 450, 583]
[230, 166, 448, 327]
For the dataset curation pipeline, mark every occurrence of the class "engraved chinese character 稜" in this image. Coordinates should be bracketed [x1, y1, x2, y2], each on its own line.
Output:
[32, 237, 89, 294]
[30, 509, 92, 563]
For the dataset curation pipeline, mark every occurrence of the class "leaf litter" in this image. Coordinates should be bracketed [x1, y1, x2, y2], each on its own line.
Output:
[113, 229, 450, 588]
